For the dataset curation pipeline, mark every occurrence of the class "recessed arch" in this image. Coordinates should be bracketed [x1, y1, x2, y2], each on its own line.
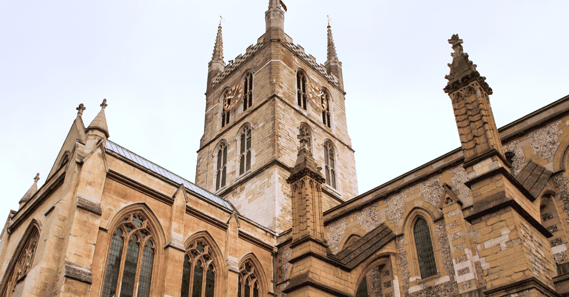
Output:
[104, 202, 166, 246]
[299, 122, 313, 150]
[296, 69, 308, 110]
[241, 70, 254, 112]
[181, 230, 225, 297]
[213, 140, 229, 190]
[339, 228, 366, 251]
[238, 252, 270, 297]
[323, 139, 337, 189]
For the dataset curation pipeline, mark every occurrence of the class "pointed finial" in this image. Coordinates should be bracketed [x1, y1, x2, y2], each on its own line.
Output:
[444, 34, 492, 95]
[326, 21, 340, 64]
[448, 34, 464, 57]
[34, 173, 40, 183]
[219, 16, 223, 26]
[76, 103, 86, 116]
[327, 15, 331, 27]
[211, 20, 224, 62]
[100, 99, 108, 109]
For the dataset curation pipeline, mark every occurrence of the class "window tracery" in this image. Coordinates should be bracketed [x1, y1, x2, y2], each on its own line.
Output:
[216, 143, 228, 190]
[221, 90, 231, 128]
[239, 127, 252, 175]
[324, 141, 336, 189]
[101, 213, 156, 297]
[1, 227, 39, 297]
[296, 72, 307, 110]
[180, 240, 216, 297]
[238, 261, 259, 297]
[243, 73, 253, 111]
[414, 218, 437, 278]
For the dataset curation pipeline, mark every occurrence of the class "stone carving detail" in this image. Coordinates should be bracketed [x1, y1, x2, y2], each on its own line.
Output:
[528, 120, 562, 163]
[504, 139, 527, 176]
[449, 166, 470, 200]
[3, 229, 40, 297]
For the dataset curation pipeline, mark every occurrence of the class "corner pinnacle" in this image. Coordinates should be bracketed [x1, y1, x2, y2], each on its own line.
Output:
[76, 103, 86, 116]
[87, 99, 110, 138]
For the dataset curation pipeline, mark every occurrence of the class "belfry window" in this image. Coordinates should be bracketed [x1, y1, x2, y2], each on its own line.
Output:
[221, 91, 231, 128]
[321, 92, 331, 128]
[239, 127, 252, 175]
[1, 226, 39, 297]
[102, 213, 156, 297]
[238, 261, 259, 297]
[324, 142, 336, 189]
[243, 73, 253, 111]
[297, 72, 307, 110]
[414, 218, 437, 279]
[180, 240, 216, 297]
[216, 143, 228, 190]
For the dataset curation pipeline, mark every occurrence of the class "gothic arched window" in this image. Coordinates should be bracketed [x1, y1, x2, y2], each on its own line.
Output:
[296, 72, 307, 110]
[238, 261, 259, 297]
[216, 143, 228, 190]
[324, 142, 336, 189]
[321, 91, 331, 128]
[180, 240, 216, 297]
[414, 218, 437, 279]
[1, 226, 39, 297]
[239, 127, 252, 175]
[243, 73, 253, 111]
[101, 213, 156, 297]
[221, 90, 231, 128]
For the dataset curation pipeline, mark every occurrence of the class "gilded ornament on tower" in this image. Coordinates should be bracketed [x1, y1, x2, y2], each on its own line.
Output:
[306, 82, 327, 111]
[223, 83, 244, 111]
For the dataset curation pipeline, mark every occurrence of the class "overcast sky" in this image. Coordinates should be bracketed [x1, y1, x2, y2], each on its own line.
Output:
[1, 0, 568, 222]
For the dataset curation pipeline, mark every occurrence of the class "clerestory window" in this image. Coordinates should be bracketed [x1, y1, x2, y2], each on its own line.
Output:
[101, 213, 156, 297]
[243, 73, 253, 111]
[180, 240, 216, 297]
[238, 261, 259, 297]
[324, 141, 336, 189]
[239, 127, 252, 175]
[414, 218, 437, 279]
[296, 72, 307, 110]
[216, 143, 228, 190]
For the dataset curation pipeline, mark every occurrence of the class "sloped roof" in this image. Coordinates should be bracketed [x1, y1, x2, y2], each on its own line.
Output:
[516, 161, 553, 198]
[105, 140, 234, 211]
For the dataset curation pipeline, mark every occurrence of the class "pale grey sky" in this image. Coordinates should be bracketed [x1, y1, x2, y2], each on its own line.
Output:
[1, 0, 568, 222]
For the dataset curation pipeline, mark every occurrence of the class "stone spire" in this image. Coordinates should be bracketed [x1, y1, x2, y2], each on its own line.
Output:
[86, 99, 109, 139]
[265, 0, 285, 39]
[324, 19, 344, 89]
[19, 173, 40, 208]
[443, 34, 492, 95]
[207, 19, 225, 91]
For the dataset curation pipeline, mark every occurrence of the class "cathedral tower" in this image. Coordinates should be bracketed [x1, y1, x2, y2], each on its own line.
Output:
[195, 1, 358, 232]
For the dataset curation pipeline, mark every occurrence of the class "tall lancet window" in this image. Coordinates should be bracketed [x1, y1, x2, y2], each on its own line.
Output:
[239, 127, 252, 175]
[297, 72, 307, 110]
[216, 143, 228, 190]
[102, 213, 156, 297]
[221, 91, 231, 128]
[321, 91, 331, 128]
[238, 261, 259, 297]
[1, 226, 40, 297]
[243, 73, 253, 111]
[414, 218, 437, 278]
[324, 141, 336, 189]
[180, 240, 216, 297]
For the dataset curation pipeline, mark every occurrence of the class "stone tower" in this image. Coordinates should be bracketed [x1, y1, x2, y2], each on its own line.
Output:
[195, 0, 358, 232]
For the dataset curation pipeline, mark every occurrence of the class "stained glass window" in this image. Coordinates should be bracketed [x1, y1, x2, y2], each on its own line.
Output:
[192, 260, 203, 297]
[414, 218, 437, 279]
[243, 73, 253, 111]
[181, 255, 192, 297]
[101, 213, 156, 297]
[205, 265, 215, 297]
[239, 260, 260, 297]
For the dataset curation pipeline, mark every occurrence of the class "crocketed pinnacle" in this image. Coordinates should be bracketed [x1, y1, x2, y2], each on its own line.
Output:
[211, 21, 224, 63]
[19, 173, 40, 205]
[444, 34, 492, 95]
[287, 133, 325, 184]
[326, 22, 340, 64]
[87, 99, 109, 138]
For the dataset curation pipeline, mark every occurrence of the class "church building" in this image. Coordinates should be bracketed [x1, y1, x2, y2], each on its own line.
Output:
[2, 0, 569, 296]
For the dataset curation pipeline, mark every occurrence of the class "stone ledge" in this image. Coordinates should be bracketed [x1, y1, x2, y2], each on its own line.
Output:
[77, 197, 102, 216]
[484, 277, 560, 297]
[64, 261, 92, 284]
[282, 271, 351, 296]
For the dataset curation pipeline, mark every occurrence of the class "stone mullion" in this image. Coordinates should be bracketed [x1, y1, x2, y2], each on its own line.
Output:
[132, 233, 145, 297]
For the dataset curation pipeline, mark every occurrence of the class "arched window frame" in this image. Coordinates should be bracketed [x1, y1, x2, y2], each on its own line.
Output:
[296, 70, 307, 110]
[180, 231, 224, 297]
[353, 256, 396, 297]
[402, 208, 445, 283]
[180, 240, 216, 297]
[215, 141, 228, 191]
[221, 88, 231, 128]
[238, 254, 267, 297]
[238, 124, 253, 176]
[323, 141, 337, 189]
[242, 72, 253, 112]
[321, 88, 332, 128]
[100, 210, 160, 297]
[0, 220, 41, 297]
